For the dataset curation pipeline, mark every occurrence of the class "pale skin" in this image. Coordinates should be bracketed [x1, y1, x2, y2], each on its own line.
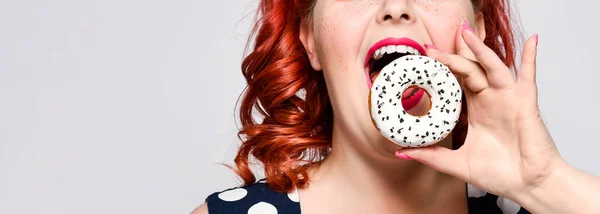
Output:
[193, 0, 600, 213]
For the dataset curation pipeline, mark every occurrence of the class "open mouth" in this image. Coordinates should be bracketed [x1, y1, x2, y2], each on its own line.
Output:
[367, 45, 422, 84]
[365, 38, 427, 103]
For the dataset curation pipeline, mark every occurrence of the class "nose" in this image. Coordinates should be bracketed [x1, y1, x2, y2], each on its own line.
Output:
[376, 0, 416, 24]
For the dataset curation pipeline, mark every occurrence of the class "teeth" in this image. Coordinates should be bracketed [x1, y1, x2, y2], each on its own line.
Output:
[379, 46, 387, 55]
[407, 47, 419, 55]
[386, 45, 396, 54]
[374, 49, 383, 60]
[397, 45, 408, 54]
[372, 45, 421, 60]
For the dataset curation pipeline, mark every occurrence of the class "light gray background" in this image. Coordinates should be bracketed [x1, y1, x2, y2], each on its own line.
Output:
[0, 0, 597, 213]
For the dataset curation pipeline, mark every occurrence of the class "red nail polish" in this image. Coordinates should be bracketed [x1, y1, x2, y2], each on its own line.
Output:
[424, 44, 437, 49]
[462, 20, 475, 34]
[395, 151, 414, 160]
[534, 33, 539, 46]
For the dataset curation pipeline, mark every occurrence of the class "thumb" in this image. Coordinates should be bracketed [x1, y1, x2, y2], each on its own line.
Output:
[397, 146, 469, 181]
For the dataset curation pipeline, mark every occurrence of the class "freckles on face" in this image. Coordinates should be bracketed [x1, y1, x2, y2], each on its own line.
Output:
[308, 0, 477, 141]
[312, 0, 474, 72]
[309, 0, 382, 136]
[311, 0, 375, 75]
[416, 0, 475, 53]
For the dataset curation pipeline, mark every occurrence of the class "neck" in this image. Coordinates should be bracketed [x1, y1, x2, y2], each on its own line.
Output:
[304, 124, 467, 213]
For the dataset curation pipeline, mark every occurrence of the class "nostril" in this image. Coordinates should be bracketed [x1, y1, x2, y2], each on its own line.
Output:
[383, 13, 411, 22]
[383, 14, 393, 21]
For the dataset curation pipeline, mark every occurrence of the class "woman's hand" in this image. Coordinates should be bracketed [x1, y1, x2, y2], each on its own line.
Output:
[398, 21, 573, 208]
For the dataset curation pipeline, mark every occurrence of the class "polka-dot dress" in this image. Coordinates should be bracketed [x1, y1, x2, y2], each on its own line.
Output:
[205, 179, 531, 214]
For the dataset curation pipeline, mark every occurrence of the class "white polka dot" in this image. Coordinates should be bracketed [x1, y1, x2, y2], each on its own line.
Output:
[496, 197, 521, 214]
[248, 202, 278, 214]
[287, 188, 299, 202]
[467, 184, 487, 198]
[217, 188, 248, 202]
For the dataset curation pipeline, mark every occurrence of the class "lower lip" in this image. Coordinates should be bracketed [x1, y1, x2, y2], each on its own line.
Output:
[401, 89, 425, 111]
[365, 69, 373, 89]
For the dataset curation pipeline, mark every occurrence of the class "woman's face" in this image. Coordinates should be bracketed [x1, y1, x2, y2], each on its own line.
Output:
[301, 0, 481, 157]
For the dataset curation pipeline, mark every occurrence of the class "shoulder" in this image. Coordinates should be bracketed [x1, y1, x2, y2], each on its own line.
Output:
[190, 203, 208, 214]
[202, 179, 301, 214]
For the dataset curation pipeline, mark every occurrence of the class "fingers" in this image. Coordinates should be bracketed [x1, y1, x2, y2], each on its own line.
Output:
[518, 34, 539, 83]
[426, 47, 489, 93]
[461, 23, 516, 88]
[397, 146, 469, 182]
[455, 22, 477, 61]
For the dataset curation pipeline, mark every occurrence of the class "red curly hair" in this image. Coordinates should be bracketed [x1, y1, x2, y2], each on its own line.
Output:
[233, 0, 519, 193]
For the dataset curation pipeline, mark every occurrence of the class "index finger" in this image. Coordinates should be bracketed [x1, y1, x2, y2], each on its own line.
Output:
[455, 21, 477, 61]
[461, 23, 516, 88]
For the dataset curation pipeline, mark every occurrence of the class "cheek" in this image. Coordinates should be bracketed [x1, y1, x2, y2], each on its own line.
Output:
[423, 16, 460, 53]
[313, 18, 341, 69]
[418, 1, 474, 53]
[312, 2, 375, 73]
[314, 20, 348, 74]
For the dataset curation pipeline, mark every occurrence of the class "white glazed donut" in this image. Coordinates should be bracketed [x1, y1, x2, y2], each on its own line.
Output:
[369, 55, 462, 148]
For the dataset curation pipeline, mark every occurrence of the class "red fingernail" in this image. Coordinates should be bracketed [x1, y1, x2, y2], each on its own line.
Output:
[462, 20, 475, 34]
[424, 44, 437, 49]
[395, 151, 413, 160]
[534, 33, 539, 46]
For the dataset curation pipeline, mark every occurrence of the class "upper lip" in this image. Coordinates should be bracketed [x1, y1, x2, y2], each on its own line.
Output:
[363, 37, 427, 68]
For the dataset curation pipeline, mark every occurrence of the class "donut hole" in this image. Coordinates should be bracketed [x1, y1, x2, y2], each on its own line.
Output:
[402, 86, 432, 117]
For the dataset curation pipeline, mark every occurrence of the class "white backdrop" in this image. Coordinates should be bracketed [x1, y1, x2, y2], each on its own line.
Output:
[0, 0, 598, 213]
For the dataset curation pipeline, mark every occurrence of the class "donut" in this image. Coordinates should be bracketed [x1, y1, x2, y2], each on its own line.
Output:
[369, 55, 462, 148]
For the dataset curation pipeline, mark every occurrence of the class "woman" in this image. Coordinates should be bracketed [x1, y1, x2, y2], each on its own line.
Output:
[194, 0, 600, 213]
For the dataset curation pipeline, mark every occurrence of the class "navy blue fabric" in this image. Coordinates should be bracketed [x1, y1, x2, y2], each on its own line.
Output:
[206, 179, 300, 214]
[206, 179, 531, 214]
